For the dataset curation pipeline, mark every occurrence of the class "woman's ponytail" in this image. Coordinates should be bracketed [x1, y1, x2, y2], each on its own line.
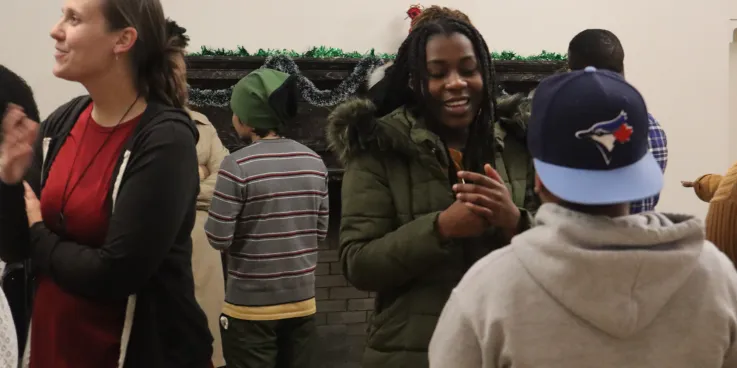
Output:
[138, 42, 184, 108]
[102, 0, 185, 108]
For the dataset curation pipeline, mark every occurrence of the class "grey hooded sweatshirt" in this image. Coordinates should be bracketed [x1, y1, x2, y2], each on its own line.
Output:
[429, 203, 737, 368]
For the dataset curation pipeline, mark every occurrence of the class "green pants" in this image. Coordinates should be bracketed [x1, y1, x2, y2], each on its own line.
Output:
[220, 314, 316, 368]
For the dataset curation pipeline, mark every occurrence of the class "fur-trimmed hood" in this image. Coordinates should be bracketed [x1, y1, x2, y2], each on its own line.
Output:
[325, 92, 534, 165]
[496, 90, 534, 140]
[326, 98, 375, 165]
[326, 99, 427, 165]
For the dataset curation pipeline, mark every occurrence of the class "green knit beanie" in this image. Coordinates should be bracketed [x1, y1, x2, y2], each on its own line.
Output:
[230, 68, 298, 131]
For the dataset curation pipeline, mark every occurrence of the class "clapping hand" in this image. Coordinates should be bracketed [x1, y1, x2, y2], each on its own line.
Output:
[0, 104, 38, 184]
[198, 165, 209, 181]
[453, 164, 521, 238]
[436, 200, 489, 240]
[23, 181, 41, 227]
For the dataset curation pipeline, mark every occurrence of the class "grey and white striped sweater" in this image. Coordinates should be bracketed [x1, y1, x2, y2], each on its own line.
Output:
[205, 138, 329, 307]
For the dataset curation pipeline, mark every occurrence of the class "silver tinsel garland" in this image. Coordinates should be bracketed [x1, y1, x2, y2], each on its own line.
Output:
[188, 54, 385, 108]
[188, 86, 233, 108]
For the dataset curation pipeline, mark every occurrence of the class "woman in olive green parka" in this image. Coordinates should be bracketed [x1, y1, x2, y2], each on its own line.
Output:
[326, 18, 538, 368]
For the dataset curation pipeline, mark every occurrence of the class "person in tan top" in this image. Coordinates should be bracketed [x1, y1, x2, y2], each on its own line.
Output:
[188, 108, 229, 368]
[682, 162, 737, 264]
[167, 19, 229, 367]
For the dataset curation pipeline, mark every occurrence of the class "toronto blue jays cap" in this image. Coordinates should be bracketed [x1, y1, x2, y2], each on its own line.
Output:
[527, 66, 663, 205]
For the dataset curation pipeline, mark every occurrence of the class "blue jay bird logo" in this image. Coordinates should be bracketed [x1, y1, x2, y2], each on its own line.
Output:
[574, 110, 634, 165]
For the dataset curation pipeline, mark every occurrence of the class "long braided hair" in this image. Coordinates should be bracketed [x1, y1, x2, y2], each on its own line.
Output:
[375, 18, 498, 175]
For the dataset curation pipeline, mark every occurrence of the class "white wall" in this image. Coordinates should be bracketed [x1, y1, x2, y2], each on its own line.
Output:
[1, 2, 87, 118]
[0, 0, 734, 218]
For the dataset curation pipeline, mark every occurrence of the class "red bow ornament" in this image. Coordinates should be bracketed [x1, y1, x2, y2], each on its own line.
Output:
[406, 4, 424, 32]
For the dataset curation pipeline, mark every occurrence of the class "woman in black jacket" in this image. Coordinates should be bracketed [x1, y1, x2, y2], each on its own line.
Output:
[0, 0, 212, 367]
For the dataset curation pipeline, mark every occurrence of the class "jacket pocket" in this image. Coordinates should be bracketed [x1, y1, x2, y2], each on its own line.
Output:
[367, 289, 408, 350]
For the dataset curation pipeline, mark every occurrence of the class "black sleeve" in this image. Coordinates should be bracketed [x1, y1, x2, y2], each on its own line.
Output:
[0, 96, 88, 263]
[0, 120, 45, 263]
[27, 121, 199, 300]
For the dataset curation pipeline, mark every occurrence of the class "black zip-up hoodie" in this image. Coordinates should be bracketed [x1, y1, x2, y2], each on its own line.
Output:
[0, 96, 213, 367]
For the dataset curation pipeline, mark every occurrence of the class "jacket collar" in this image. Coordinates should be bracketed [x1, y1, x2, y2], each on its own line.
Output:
[185, 108, 211, 126]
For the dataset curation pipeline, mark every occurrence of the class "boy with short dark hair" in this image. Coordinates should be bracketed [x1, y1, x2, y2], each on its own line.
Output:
[429, 67, 737, 368]
[567, 29, 625, 73]
[567, 29, 668, 213]
[205, 68, 328, 368]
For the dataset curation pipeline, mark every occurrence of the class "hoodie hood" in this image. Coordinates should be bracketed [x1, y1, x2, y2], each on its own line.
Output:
[513, 203, 706, 338]
[326, 92, 532, 165]
[141, 102, 199, 145]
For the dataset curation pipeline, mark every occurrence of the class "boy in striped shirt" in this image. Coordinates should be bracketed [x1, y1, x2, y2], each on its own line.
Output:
[205, 68, 329, 368]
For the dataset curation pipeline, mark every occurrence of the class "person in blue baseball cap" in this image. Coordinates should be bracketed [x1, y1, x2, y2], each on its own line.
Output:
[528, 66, 663, 206]
[429, 67, 737, 368]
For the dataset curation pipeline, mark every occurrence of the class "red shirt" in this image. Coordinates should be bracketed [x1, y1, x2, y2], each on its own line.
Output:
[32, 104, 141, 368]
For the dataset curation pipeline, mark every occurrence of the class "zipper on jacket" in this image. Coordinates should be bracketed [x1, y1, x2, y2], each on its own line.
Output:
[40, 138, 52, 187]
[112, 150, 131, 212]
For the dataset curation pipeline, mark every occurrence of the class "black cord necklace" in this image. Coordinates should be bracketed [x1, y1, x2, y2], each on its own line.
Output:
[56, 95, 141, 233]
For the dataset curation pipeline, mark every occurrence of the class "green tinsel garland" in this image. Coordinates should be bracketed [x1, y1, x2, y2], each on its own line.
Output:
[189, 46, 567, 61]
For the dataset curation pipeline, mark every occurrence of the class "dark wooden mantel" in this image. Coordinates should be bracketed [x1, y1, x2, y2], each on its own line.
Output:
[185, 56, 565, 181]
[186, 56, 565, 89]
